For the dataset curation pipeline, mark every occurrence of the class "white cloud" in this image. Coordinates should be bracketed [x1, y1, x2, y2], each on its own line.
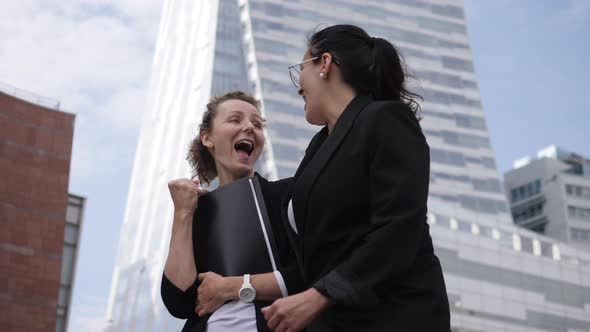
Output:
[0, 0, 163, 181]
[0, 0, 157, 112]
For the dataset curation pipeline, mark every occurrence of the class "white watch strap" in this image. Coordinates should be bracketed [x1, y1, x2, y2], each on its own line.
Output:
[243, 274, 252, 286]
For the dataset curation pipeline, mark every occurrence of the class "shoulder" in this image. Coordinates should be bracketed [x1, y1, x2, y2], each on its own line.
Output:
[357, 100, 426, 154]
[353, 100, 421, 141]
[358, 100, 417, 124]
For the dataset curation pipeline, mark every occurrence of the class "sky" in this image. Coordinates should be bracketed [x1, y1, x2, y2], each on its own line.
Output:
[0, 1, 588, 331]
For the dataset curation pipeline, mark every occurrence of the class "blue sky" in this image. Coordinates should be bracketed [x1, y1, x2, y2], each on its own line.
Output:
[0, 1, 588, 330]
[465, 0, 590, 171]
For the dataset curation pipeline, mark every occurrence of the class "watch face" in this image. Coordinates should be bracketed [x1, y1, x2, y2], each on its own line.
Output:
[239, 287, 256, 302]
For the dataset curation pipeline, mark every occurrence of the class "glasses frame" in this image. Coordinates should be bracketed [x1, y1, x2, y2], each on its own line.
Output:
[288, 57, 319, 88]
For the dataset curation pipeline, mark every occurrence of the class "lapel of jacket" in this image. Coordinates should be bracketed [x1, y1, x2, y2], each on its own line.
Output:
[281, 126, 327, 234]
[294, 127, 329, 180]
[292, 95, 373, 239]
[277, 129, 327, 283]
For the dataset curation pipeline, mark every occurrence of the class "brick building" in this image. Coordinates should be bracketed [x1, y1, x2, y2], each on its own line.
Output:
[0, 84, 75, 331]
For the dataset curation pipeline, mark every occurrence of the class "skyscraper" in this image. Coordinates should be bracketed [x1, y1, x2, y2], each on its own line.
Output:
[106, 1, 590, 331]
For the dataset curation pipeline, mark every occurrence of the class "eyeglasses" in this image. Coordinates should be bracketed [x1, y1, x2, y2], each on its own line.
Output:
[288, 57, 318, 88]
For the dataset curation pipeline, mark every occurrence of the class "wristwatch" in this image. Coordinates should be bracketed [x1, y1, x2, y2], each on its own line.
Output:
[239, 274, 256, 303]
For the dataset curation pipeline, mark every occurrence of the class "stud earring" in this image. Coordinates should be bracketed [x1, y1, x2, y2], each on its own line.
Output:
[320, 72, 326, 79]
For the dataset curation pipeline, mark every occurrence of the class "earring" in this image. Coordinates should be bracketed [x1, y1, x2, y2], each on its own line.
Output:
[320, 72, 326, 79]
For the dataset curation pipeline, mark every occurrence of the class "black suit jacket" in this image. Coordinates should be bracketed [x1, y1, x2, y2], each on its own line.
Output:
[161, 174, 303, 332]
[286, 96, 450, 331]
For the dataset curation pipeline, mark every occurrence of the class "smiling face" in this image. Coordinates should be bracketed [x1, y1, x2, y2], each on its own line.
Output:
[201, 99, 265, 184]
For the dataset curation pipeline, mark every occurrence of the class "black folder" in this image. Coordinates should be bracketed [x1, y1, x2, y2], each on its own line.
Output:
[193, 176, 280, 276]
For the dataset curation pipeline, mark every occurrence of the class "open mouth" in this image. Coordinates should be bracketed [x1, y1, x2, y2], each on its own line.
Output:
[234, 139, 254, 156]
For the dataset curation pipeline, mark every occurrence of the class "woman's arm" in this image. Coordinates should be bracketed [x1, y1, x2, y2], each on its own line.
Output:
[161, 179, 208, 318]
[195, 262, 305, 316]
[195, 271, 285, 316]
[164, 210, 197, 290]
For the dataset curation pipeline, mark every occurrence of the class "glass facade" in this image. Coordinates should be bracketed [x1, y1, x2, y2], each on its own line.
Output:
[106, 1, 590, 331]
[210, 0, 251, 96]
[105, 2, 222, 331]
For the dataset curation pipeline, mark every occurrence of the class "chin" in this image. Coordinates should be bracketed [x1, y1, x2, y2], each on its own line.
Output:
[305, 112, 316, 125]
[234, 165, 254, 177]
[305, 114, 324, 126]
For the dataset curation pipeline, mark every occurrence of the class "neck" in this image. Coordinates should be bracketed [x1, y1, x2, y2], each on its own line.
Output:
[217, 168, 253, 186]
[325, 86, 357, 134]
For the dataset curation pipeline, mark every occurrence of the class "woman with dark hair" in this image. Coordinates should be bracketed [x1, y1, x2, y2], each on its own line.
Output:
[260, 25, 451, 331]
[161, 91, 303, 332]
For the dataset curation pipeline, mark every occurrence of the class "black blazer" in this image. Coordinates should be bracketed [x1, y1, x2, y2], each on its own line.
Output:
[161, 174, 303, 332]
[286, 96, 450, 331]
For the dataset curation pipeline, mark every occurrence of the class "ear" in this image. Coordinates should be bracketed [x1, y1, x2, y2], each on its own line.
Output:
[201, 131, 214, 149]
[321, 52, 333, 74]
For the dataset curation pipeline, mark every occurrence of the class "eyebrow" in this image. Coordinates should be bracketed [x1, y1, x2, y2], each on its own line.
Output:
[226, 110, 264, 121]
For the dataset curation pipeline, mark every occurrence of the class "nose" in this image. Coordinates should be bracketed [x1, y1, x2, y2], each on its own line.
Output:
[298, 88, 304, 96]
[243, 121, 254, 133]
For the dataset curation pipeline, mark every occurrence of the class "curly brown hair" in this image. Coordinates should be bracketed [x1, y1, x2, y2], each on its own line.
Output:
[187, 91, 261, 185]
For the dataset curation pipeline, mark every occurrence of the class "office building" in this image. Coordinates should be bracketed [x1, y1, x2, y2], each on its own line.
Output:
[505, 145, 590, 249]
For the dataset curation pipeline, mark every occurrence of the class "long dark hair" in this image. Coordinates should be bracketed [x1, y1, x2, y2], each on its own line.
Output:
[308, 24, 422, 118]
[187, 91, 261, 185]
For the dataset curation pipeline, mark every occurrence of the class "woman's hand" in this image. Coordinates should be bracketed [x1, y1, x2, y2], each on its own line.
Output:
[168, 178, 208, 219]
[195, 272, 240, 317]
[261, 288, 331, 332]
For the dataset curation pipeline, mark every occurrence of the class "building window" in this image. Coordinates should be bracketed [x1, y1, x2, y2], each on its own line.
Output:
[66, 205, 80, 224]
[571, 228, 590, 242]
[568, 205, 590, 221]
[512, 202, 544, 223]
[565, 184, 590, 199]
[530, 223, 546, 234]
[511, 179, 542, 203]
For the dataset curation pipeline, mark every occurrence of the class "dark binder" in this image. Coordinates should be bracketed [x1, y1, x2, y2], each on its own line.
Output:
[193, 176, 280, 276]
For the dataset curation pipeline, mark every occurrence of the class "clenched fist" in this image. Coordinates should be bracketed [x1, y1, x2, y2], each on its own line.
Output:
[168, 178, 209, 218]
